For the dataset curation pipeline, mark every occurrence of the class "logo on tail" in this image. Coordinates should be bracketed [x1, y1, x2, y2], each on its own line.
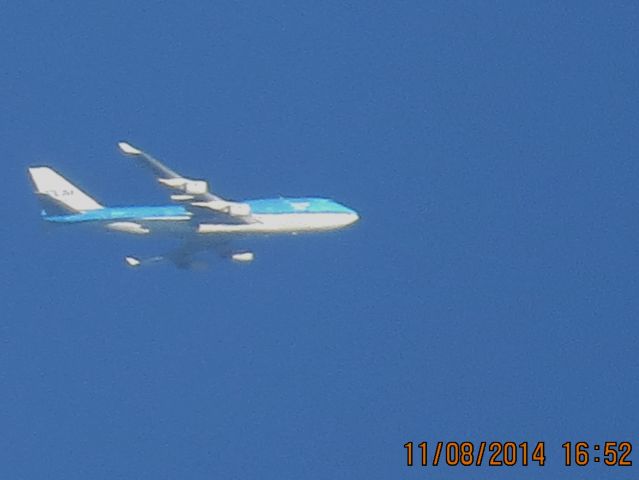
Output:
[28, 167, 104, 215]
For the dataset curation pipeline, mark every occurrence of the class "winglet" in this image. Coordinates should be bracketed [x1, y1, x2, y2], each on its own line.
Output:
[118, 141, 142, 155]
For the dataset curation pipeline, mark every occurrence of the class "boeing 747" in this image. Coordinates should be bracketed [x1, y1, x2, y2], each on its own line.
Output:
[28, 142, 359, 268]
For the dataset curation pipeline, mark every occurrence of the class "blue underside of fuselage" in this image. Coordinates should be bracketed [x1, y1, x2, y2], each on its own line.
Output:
[43, 197, 356, 224]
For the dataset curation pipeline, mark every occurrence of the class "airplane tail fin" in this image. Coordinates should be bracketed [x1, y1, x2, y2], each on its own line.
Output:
[28, 166, 104, 215]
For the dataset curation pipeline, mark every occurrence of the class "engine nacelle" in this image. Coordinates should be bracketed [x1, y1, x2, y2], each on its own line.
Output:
[191, 200, 252, 217]
[182, 180, 208, 195]
[231, 252, 254, 262]
[106, 222, 150, 235]
[226, 202, 251, 217]
[170, 194, 195, 201]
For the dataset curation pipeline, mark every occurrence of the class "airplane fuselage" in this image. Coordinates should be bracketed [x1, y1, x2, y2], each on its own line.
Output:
[29, 142, 360, 267]
[42, 197, 359, 236]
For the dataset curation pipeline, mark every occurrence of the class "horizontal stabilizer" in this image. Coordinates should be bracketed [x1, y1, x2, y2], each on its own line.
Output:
[125, 256, 141, 267]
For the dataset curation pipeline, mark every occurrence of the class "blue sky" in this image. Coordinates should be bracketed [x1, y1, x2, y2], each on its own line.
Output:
[1, 1, 637, 478]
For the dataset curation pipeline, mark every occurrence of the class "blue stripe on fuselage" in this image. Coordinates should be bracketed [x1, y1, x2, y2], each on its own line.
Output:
[44, 205, 191, 223]
[43, 198, 355, 224]
[247, 198, 355, 214]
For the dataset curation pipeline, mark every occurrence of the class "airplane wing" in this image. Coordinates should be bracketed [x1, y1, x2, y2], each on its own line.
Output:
[118, 141, 257, 222]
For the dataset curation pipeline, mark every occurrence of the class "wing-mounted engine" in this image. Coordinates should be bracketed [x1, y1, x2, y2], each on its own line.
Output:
[157, 176, 254, 219]
[107, 222, 150, 234]
[231, 251, 254, 262]
[118, 140, 257, 223]
[118, 141, 221, 201]
[191, 200, 252, 217]
[157, 177, 211, 200]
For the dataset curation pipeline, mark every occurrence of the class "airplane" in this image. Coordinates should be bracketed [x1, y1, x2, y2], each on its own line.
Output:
[28, 142, 360, 268]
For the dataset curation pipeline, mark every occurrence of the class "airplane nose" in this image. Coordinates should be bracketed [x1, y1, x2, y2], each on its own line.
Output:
[348, 210, 360, 225]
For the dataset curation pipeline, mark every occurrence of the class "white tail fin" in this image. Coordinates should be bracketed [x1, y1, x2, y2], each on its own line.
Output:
[28, 167, 103, 213]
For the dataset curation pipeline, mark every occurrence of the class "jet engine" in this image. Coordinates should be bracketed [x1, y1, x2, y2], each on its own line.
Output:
[106, 222, 150, 234]
[226, 202, 251, 217]
[194, 200, 251, 217]
[182, 180, 208, 195]
[157, 177, 210, 196]
[231, 252, 255, 262]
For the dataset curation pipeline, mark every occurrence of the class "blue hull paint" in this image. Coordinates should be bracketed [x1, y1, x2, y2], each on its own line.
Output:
[43, 197, 357, 225]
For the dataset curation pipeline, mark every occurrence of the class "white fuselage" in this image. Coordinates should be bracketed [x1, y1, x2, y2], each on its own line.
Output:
[197, 212, 359, 234]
